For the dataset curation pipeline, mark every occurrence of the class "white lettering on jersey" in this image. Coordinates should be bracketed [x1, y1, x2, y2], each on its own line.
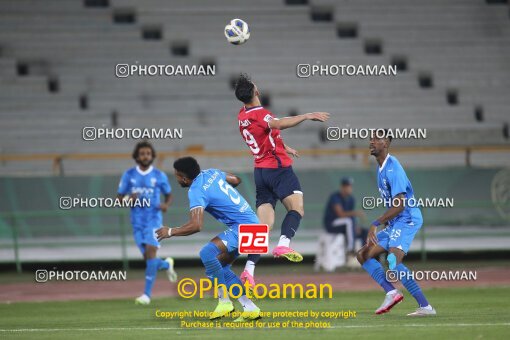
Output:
[242, 129, 260, 154]
[239, 119, 251, 127]
[132, 187, 154, 196]
[202, 170, 220, 191]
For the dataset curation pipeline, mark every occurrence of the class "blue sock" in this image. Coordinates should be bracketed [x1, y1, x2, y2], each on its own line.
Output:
[387, 253, 397, 270]
[362, 258, 395, 293]
[247, 254, 261, 264]
[281, 210, 302, 239]
[144, 258, 159, 297]
[395, 263, 429, 307]
[223, 265, 244, 297]
[156, 258, 170, 270]
[199, 242, 226, 290]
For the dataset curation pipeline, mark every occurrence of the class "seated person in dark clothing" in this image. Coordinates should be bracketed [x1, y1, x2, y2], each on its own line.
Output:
[323, 177, 366, 265]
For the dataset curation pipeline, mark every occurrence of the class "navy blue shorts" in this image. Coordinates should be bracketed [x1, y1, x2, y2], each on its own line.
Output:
[254, 166, 302, 208]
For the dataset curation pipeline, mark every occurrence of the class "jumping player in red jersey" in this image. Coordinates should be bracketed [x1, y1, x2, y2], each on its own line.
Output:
[234, 74, 330, 286]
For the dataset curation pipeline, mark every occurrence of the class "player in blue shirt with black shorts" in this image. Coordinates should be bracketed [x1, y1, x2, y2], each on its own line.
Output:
[357, 132, 436, 316]
[117, 141, 178, 305]
[156, 157, 261, 322]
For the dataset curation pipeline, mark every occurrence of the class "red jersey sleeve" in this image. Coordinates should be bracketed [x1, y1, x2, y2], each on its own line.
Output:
[253, 109, 274, 131]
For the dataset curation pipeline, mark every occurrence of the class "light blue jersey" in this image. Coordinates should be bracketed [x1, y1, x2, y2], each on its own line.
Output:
[377, 154, 423, 226]
[188, 168, 259, 232]
[376, 154, 423, 254]
[118, 165, 172, 297]
[118, 165, 171, 229]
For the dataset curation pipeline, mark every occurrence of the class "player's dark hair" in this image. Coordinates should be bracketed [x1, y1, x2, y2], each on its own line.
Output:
[234, 73, 255, 104]
[132, 140, 156, 161]
[173, 157, 201, 180]
[384, 129, 393, 143]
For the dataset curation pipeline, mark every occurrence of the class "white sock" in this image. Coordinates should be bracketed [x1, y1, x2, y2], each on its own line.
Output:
[422, 304, 433, 310]
[386, 289, 397, 295]
[278, 235, 290, 247]
[238, 295, 257, 311]
[244, 260, 256, 276]
[218, 286, 231, 303]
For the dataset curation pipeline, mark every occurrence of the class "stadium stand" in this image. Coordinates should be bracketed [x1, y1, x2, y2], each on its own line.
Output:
[0, 0, 509, 175]
[0, 0, 509, 268]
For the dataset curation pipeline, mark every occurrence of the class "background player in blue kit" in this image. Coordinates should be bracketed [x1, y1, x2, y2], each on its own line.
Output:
[117, 141, 178, 305]
[156, 157, 261, 322]
[356, 133, 436, 316]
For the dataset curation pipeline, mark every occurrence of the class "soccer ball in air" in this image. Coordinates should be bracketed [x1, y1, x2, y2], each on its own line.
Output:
[224, 18, 250, 45]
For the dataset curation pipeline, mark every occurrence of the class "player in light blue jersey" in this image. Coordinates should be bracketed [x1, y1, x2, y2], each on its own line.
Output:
[117, 141, 178, 305]
[357, 132, 436, 316]
[156, 157, 261, 322]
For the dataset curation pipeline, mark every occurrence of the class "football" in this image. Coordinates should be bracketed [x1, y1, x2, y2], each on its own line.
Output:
[224, 18, 250, 45]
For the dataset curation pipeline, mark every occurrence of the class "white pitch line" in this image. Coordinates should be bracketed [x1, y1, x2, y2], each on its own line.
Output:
[0, 328, 183, 332]
[330, 323, 510, 329]
[1, 323, 510, 332]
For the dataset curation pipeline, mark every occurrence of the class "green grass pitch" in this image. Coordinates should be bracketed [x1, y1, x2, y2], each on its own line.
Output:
[1, 287, 509, 339]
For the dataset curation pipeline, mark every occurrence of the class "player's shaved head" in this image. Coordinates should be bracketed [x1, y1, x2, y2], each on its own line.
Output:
[384, 128, 393, 143]
[235, 73, 255, 104]
[173, 157, 201, 187]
